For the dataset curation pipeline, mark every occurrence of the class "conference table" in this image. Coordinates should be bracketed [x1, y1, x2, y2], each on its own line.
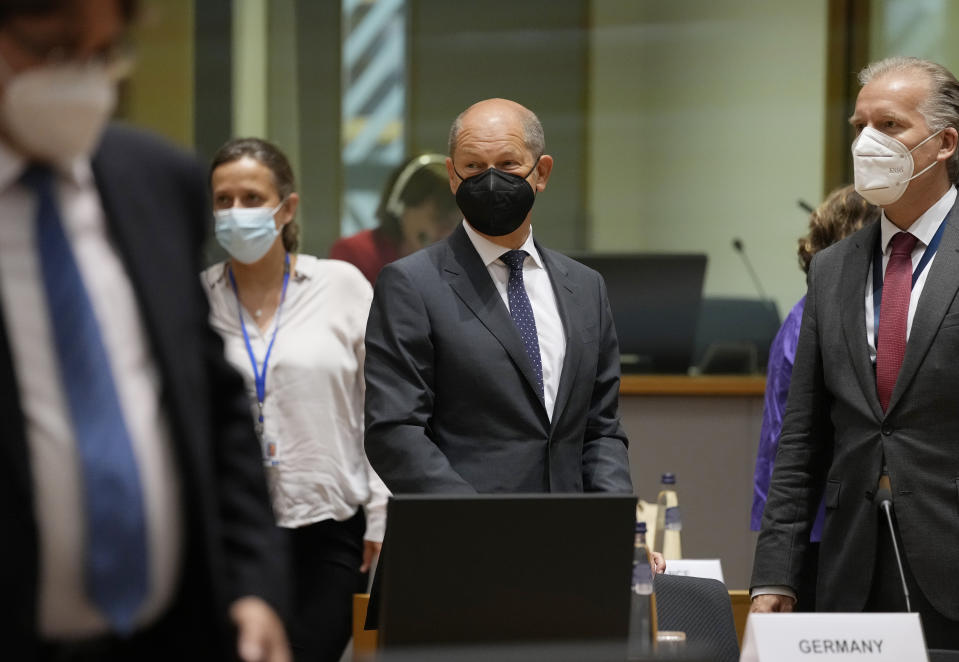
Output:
[618, 374, 765, 591]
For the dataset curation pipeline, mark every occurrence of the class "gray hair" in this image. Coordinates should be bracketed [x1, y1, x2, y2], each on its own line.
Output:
[447, 102, 546, 159]
[859, 56, 959, 183]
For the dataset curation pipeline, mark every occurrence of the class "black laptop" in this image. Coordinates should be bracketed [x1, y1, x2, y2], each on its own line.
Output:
[570, 253, 708, 374]
[375, 493, 636, 656]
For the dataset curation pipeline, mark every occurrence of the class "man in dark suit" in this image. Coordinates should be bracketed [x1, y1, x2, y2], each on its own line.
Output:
[364, 97, 634, 497]
[0, 1, 288, 660]
[751, 56, 959, 649]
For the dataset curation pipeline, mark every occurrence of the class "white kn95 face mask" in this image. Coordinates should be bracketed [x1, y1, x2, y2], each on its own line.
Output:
[851, 126, 943, 206]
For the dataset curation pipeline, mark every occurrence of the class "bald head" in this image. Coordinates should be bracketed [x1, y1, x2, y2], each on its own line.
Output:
[448, 98, 545, 159]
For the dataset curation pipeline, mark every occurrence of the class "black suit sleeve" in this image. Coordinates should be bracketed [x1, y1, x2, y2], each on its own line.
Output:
[751, 254, 833, 593]
[364, 262, 475, 494]
[582, 273, 633, 493]
[205, 326, 288, 611]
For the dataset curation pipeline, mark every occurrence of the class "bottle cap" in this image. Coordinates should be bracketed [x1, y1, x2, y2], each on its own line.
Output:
[635, 521, 647, 533]
[661, 472, 676, 484]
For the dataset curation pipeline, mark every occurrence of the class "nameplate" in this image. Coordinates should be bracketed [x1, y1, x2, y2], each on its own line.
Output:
[740, 613, 927, 662]
[662, 559, 724, 583]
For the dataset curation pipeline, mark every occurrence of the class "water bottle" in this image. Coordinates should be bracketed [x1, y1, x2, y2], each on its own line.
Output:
[654, 473, 682, 559]
[627, 521, 655, 659]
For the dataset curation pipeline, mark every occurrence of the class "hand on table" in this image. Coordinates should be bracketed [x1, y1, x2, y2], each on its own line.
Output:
[650, 552, 667, 574]
[750, 593, 796, 613]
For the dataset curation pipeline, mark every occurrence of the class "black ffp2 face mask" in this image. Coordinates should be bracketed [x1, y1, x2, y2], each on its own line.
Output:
[454, 159, 539, 236]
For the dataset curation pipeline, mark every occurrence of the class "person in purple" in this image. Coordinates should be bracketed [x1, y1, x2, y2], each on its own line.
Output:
[751, 184, 879, 609]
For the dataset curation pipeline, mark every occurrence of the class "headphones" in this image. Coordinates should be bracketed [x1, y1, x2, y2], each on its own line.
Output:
[383, 153, 448, 219]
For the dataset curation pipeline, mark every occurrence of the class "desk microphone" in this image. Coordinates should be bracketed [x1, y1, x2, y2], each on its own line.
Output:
[731, 238, 779, 339]
[875, 474, 912, 612]
[731, 237, 770, 302]
[798, 199, 814, 214]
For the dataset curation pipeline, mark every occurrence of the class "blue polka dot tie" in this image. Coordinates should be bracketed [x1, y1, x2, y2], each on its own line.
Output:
[501, 250, 544, 398]
[24, 164, 149, 634]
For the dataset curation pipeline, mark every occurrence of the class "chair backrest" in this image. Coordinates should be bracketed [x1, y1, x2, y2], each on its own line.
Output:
[654, 574, 739, 662]
[693, 297, 781, 374]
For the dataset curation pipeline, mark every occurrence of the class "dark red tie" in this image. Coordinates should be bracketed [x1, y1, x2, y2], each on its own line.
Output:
[876, 231, 918, 412]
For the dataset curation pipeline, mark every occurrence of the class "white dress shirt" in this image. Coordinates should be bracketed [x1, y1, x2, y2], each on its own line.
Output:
[462, 221, 567, 420]
[864, 186, 956, 360]
[753, 186, 957, 604]
[0, 143, 181, 637]
[202, 255, 389, 541]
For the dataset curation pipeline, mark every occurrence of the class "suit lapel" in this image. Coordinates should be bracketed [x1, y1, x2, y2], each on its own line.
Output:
[840, 222, 883, 420]
[90, 146, 167, 362]
[538, 243, 581, 430]
[89, 136, 195, 457]
[442, 225, 547, 410]
[888, 203, 959, 412]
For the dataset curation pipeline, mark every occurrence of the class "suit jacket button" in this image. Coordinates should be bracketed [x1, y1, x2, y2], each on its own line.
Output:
[881, 424, 893, 436]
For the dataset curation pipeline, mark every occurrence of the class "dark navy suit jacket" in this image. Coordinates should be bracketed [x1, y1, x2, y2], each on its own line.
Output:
[752, 203, 959, 620]
[364, 223, 632, 495]
[0, 125, 285, 659]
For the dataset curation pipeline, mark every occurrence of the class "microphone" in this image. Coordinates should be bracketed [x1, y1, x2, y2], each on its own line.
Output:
[731, 239, 780, 343]
[732, 237, 770, 302]
[874, 474, 911, 612]
[798, 199, 814, 214]
[733, 237, 779, 339]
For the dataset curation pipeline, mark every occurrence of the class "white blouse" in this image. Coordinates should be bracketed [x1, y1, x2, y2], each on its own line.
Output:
[202, 255, 388, 541]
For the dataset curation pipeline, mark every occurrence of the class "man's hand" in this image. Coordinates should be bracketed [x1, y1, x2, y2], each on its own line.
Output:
[230, 596, 291, 662]
[650, 552, 667, 574]
[361, 539, 382, 573]
[750, 593, 796, 613]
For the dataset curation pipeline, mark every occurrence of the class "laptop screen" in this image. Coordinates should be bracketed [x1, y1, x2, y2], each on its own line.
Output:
[570, 253, 707, 374]
[377, 493, 637, 651]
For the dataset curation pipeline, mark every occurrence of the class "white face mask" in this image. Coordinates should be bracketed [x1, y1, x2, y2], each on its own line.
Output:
[215, 200, 286, 264]
[0, 59, 116, 164]
[851, 126, 943, 206]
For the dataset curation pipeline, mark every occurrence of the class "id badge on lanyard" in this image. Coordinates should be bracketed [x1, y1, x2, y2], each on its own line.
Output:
[229, 254, 291, 466]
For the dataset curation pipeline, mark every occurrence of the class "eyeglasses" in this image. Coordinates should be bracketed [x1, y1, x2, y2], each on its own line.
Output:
[1, 23, 135, 80]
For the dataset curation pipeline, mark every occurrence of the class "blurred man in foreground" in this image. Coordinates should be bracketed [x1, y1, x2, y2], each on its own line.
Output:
[0, 1, 289, 659]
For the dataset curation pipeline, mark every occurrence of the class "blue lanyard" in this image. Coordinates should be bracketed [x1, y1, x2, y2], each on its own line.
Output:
[872, 213, 950, 346]
[228, 253, 291, 426]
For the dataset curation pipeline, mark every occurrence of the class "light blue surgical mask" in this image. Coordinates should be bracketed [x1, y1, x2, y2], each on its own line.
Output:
[214, 199, 286, 264]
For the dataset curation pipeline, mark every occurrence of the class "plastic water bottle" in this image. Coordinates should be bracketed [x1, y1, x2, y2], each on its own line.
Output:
[627, 521, 654, 658]
[654, 472, 682, 559]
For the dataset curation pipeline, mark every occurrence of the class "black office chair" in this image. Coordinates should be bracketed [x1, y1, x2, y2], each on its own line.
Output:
[693, 297, 781, 374]
[653, 574, 739, 662]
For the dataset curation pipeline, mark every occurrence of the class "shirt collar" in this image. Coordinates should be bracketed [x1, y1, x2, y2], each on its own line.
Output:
[879, 185, 957, 253]
[206, 253, 309, 289]
[0, 137, 92, 192]
[461, 219, 545, 269]
[290, 253, 313, 280]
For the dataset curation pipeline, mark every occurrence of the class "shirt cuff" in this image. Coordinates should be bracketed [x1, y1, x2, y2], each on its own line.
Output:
[364, 502, 386, 543]
[750, 585, 797, 602]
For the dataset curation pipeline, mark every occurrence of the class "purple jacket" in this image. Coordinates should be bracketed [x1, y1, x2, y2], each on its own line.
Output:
[751, 296, 825, 541]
